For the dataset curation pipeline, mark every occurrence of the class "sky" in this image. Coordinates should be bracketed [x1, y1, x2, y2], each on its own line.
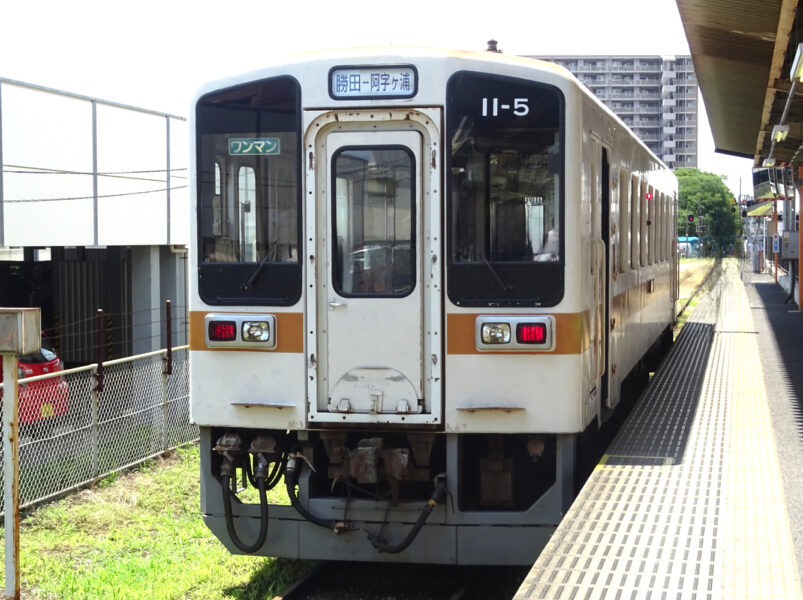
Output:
[0, 0, 754, 198]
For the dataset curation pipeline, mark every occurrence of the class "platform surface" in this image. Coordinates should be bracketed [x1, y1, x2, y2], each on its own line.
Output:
[515, 259, 803, 599]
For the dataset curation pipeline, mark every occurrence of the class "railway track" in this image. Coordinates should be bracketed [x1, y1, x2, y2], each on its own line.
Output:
[273, 561, 529, 600]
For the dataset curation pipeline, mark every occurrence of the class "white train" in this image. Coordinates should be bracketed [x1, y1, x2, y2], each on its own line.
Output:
[189, 48, 678, 565]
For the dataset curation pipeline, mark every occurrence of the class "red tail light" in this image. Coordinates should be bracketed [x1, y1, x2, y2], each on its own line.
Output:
[208, 321, 236, 342]
[517, 323, 547, 344]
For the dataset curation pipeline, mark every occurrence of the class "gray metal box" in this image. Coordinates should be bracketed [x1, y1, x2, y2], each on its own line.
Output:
[0, 308, 40, 354]
[782, 232, 799, 260]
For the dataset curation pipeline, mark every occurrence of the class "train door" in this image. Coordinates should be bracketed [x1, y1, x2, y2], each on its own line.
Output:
[588, 141, 608, 413]
[307, 120, 441, 425]
[671, 191, 679, 311]
[600, 148, 611, 409]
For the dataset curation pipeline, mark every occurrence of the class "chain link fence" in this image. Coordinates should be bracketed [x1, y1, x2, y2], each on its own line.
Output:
[0, 346, 195, 513]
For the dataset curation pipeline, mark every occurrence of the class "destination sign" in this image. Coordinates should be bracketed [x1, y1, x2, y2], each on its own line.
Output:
[228, 138, 280, 156]
[330, 65, 417, 99]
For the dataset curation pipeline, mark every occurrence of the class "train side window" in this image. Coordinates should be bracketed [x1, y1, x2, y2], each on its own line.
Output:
[630, 176, 639, 269]
[212, 162, 223, 236]
[672, 193, 678, 257]
[661, 191, 667, 261]
[656, 191, 662, 262]
[669, 193, 676, 259]
[619, 169, 630, 272]
[644, 186, 655, 265]
[662, 192, 668, 261]
[657, 191, 663, 262]
[667, 193, 674, 261]
[639, 181, 646, 267]
[639, 180, 647, 267]
[238, 166, 257, 262]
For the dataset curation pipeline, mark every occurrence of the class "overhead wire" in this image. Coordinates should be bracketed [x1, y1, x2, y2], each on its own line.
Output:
[3, 165, 187, 176]
[1, 163, 188, 203]
[3, 185, 188, 204]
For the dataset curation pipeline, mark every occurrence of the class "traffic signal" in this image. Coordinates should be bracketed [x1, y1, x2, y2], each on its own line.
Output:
[687, 214, 694, 222]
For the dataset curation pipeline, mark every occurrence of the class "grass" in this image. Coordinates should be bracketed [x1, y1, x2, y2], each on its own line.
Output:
[1, 444, 313, 600]
[674, 257, 718, 337]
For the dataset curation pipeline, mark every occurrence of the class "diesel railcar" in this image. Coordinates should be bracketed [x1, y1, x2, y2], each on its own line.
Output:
[189, 48, 678, 565]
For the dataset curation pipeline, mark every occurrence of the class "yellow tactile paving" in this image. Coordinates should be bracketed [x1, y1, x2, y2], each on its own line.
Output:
[515, 259, 802, 599]
[721, 261, 802, 599]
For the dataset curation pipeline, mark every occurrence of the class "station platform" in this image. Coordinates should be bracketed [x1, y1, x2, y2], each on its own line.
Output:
[514, 259, 803, 599]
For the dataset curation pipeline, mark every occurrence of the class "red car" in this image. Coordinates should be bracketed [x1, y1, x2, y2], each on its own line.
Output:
[0, 335, 69, 426]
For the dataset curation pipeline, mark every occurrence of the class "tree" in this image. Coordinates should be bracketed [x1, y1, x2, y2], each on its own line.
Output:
[675, 168, 742, 255]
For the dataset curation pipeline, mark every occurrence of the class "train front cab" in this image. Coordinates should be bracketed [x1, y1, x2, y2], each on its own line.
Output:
[190, 53, 673, 566]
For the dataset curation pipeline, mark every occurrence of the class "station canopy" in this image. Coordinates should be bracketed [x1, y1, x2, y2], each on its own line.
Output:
[746, 200, 776, 217]
[676, 0, 803, 167]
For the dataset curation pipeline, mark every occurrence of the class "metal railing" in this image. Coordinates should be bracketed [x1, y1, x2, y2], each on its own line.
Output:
[0, 345, 194, 514]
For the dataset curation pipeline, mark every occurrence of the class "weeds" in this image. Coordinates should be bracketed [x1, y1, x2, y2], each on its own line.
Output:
[675, 258, 718, 338]
[1, 444, 312, 599]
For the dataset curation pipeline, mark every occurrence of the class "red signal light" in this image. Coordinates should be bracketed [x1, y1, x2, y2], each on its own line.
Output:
[687, 214, 694, 222]
[517, 323, 547, 344]
[645, 192, 653, 200]
[208, 321, 237, 342]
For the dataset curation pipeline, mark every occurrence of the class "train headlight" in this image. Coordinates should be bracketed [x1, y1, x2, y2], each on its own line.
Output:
[204, 314, 277, 349]
[242, 321, 270, 342]
[480, 323, 511, 344]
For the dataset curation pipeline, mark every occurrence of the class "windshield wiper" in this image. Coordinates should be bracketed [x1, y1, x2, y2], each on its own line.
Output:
[482, 257, 512, 291]
[241, 241, 278, 291]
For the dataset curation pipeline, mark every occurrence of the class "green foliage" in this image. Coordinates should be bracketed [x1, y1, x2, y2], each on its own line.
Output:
[675, 168, 742, 255]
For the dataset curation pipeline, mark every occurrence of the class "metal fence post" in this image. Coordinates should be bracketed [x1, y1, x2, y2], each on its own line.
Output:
[1, 307, 40, 600]
[162, 300, 172, 452]
[2, 353, 20, 600]
[91, 367, 99, 478]
[161, 363, 169, 453]
[93, 309, 104, 393]
[91, 309, 105, 478]
[164, 300, 173, 376]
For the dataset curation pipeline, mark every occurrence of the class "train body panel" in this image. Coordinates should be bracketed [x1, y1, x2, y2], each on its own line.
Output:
[188, 48, 677, 564]
[444, 352, 585, 433]
[188, 341, 306, 428]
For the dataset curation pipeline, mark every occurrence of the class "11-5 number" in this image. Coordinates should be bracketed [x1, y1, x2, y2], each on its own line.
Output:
[482, 97, 530, 117]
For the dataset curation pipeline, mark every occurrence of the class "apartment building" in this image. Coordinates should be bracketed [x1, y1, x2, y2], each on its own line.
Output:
[531, 55, 698, 169]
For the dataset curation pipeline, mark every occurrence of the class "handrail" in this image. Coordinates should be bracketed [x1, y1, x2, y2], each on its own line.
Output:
[0, 77, 186, 121]
[0, 345, 189, 388]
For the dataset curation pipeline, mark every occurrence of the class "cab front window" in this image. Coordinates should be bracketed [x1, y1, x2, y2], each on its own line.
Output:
[447, 71, 565, 306]
[196, 76, 301, 306]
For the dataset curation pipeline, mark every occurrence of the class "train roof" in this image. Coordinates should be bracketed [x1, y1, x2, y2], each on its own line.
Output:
[193, 46, 671, 176]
